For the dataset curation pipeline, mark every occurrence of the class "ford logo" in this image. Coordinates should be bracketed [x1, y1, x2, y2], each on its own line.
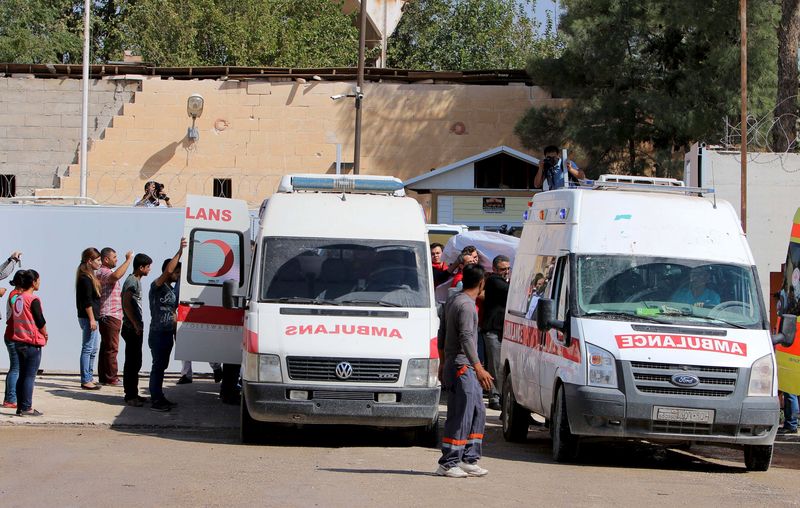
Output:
[670, 374, 700, 387]
[335, 362, 354, 380]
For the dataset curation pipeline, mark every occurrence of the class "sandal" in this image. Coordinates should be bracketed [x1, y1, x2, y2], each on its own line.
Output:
[81, 382, 101, 390]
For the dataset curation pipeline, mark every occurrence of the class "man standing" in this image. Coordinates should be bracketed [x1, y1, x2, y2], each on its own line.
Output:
[534, 145, 586, 190]
[97, 248, 133, 385]
[148, 239, 186, 412]
[430, 243, 449, 287]
[481, 255, 511, 411]
[121, 253, 152, 406]
[436, 264, 494, 478]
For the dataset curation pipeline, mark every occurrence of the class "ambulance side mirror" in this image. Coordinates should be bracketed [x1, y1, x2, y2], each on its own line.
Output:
[773, 314, 796, 348]
[222, 279, 245, 309]
[536, 299, 564, 332]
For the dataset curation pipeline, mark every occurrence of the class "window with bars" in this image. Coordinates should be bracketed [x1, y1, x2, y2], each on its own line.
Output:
[213, 178, 232, 198]
[0, 175, 15, 197]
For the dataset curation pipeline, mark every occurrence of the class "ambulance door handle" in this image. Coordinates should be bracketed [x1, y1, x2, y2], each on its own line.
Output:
[181, 299, 205, 307]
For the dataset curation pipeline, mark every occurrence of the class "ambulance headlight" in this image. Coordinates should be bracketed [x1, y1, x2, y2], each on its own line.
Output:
[405, 358, 439, 388]
[245, 353, 282, 383]
[587, 343, 617, 388]
[747, 354, 774, 396]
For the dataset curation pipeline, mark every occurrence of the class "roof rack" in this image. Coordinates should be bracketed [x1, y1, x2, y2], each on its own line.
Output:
[0, 196, 98, 205]
[577, 174, 713, 196]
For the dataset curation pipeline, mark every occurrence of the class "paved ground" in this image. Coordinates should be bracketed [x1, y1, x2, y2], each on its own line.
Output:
[2, 375, 800, 507]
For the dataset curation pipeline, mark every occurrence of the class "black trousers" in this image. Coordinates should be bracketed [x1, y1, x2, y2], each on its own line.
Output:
[121, 325, 143, 400]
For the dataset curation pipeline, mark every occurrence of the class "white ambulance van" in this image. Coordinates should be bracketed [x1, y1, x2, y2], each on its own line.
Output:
[500, 176, 790, 471]
[176, 175, 441, 444]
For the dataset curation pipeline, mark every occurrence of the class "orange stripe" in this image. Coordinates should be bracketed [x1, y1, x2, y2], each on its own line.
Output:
[468, 433, 483, 439]
[456, 365, 469, 377]
[442, 437, 468, 446]
[792, 222, 800, 240]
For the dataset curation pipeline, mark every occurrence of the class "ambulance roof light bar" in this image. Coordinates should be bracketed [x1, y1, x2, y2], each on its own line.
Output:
[278, 174, 406, 196]
[579, 174, 714, 196]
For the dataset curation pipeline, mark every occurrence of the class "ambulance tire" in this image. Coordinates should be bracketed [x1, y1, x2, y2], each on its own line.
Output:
[415, 417, 442, 448]
[551, 385, 579, 462]
[743, 444, 772, 471]
[501, 374, 530, 442]
[240, 395, 263, 444]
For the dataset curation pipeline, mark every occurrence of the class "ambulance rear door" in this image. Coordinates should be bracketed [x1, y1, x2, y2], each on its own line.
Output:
[175, 195, 251, 364]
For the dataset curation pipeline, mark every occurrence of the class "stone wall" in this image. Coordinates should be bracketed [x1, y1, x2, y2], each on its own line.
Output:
[1, 75, 561, 206]
[0, 76, 139, 196]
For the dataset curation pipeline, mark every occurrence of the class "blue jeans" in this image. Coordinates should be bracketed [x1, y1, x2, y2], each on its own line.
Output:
[148, 329, 174, 402]
[78, 318, 100, 384]
[784, 392, 798, 431]
[4, 338, 19, 404]
[15, 343, 42, 412]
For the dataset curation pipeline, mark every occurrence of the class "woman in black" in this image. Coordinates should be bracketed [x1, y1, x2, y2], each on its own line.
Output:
[76, 248, 102, 390]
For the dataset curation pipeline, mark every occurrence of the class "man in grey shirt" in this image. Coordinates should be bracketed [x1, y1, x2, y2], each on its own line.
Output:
[121, 253, 152, 406]
[435, 264, 494, 478]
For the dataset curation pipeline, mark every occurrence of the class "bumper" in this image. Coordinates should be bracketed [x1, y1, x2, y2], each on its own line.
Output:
[243, 381, 440, 427]
[563, 383, 779, 446]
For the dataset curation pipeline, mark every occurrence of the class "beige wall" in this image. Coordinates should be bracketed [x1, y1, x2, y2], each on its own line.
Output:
[30, 77, 560, 207]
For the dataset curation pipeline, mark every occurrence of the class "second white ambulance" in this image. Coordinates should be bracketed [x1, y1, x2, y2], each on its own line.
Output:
[501, 176, 788, 471]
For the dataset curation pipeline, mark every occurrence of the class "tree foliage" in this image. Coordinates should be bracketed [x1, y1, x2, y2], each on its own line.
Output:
[515, 0, 779, 177]
[387, 0, 562, 70]
[0, 0, 360, 67]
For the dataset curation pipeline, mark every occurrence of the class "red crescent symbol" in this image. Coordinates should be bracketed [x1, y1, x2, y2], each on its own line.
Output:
[200, 239, 235, 277]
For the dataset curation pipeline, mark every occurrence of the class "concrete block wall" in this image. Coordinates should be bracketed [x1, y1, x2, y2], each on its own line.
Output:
[27, 76, 556, 206]
[0, 76, 139, 196]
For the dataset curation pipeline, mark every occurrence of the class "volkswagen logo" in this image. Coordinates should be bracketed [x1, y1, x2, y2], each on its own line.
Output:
[335, 361, 354, 380]
[670, 373, 700, 387]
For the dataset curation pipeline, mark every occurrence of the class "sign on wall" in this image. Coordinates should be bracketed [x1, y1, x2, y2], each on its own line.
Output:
[482, 197, 506, 213]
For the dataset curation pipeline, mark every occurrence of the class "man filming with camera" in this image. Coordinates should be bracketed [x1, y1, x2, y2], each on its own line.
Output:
[134, 181, 172, 208]
[534, 145, 586, 190]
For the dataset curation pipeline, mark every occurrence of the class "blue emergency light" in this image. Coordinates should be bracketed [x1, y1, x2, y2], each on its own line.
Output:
[285, 175, 405, 194]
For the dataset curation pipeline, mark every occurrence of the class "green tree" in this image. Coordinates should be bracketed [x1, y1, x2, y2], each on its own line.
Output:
[121, 0, 359, 67]
[387, 0, 561, 71]
[515, 0, 779, 177]
[0, 0, 82, 63]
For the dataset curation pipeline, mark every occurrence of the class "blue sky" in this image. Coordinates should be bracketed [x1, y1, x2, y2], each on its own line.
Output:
[532, 0, 563, 34]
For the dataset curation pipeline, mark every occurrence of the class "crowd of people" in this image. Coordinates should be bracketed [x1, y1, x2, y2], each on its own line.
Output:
[1, 239, 238, 416]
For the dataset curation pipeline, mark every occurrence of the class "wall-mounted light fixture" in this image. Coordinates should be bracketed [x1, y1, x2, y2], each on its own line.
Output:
[187, 93, 204, 141]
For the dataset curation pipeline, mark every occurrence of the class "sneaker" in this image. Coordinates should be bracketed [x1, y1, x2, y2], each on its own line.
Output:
[213, 367, 223, 383]
[162, 397, 178, 408]
[150, 399, 172, 412]
[778, 427, 798, 435]
[488, 400, 502, 411]
[434, 465, 469, 478]
[135, 395, 150, 403]
[16, 409, 43, 417]
[176, 375, 192, 385]
[458, 462, 489, 477]
[2, 401, 17, 409]
[125, 397, 144, 407]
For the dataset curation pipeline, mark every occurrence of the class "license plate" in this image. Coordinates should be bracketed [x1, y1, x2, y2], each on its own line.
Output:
[652, 406, 715, 424]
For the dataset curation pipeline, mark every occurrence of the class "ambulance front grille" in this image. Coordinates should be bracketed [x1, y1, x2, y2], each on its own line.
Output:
[286, 357, 402, 383]
[629, 361, 739, 398]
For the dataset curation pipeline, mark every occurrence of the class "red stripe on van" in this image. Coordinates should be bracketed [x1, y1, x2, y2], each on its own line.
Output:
[245, 328, 258, 353]
[503, 318, 580, 363]
[177, 304, 244, 326]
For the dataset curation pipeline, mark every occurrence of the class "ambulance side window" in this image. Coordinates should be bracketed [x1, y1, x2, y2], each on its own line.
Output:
[555, 256, 570, 322]
[187, 229, 244, 287]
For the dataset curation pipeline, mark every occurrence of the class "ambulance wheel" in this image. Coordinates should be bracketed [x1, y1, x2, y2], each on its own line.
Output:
[240, 395, 262, 444]
[501, 374, 530, 442]
[551, 385, 579, 462]
[744, 444, 772, 471]
[415, 417, 441, 448]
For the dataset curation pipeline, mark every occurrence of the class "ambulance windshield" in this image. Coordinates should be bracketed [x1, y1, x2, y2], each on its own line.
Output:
[576, 255, 766, 329]
[260, 237, 430, 308]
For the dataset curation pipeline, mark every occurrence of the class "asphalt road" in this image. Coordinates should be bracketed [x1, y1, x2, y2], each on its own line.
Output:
[2, 411, 800, 507]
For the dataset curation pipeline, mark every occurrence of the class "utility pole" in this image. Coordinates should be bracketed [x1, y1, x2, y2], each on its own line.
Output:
[740, 0, 748, 233]
[80, 0, 90, 198]
[354, 0, 367, 175]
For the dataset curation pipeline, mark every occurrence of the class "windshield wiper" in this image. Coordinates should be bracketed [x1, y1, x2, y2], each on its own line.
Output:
[583, 311, 669, 324]
[264, 297, 341, 306]
[338, 299, 402, 307]
[690, 316, 748, 329]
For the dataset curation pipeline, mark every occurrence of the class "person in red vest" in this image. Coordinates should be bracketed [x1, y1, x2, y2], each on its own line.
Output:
[10, 269, 47, 417]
